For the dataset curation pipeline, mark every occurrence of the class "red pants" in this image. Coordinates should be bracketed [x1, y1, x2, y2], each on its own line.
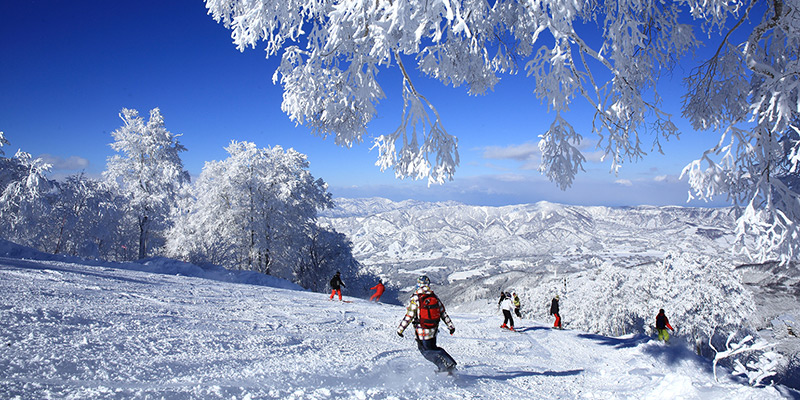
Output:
[553, 313, 561, 328]
[330, 289, 341, 301]
[369, 292, 382, 302]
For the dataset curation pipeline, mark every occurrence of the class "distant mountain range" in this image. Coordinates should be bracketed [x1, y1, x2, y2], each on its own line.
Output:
[320, 197, 741, 292]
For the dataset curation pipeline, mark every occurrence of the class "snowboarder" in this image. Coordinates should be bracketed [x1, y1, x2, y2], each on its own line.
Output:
[500, 292, 515, 331]
[329, 271, 345, 301]
[396, 275, 457, 374]
[512, 292, 522, 318]
[369, 279, 385, 302]
[550, 295, 562, 329]
[655, 309, 675, 342]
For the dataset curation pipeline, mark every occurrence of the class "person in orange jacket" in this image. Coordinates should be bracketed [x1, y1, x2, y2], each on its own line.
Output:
[369, 279, 385, 302]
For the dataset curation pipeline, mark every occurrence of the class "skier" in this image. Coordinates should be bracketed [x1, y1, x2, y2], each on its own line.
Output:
[497, 291, 507, 308]
[512, 292, 522, 318]
[500, 292, 515, 331]
[550, 295, 562, 329]
[329, 271, 346, 301]
[397, 275, 457, 374]
[369, 279, 385, 302]
[655, 309, 675, 342]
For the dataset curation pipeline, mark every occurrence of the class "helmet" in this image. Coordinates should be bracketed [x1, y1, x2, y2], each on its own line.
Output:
[417, 275, 430, 287]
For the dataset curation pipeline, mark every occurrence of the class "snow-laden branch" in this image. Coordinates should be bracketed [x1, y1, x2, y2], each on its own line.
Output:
[207, 0, 800, 262]
[709, 329, 780, 386]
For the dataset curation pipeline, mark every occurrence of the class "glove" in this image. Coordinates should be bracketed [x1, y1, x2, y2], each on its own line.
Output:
[449, 327, 456, 335]
[397, 331, 403, 338]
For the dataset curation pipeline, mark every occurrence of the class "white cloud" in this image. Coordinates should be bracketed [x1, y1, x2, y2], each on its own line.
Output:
[38, 154, 90, 170]
[654, 175, 669, 182]
[583, 150, 607, 163]
[615, 179, 633, 186]
[482, 143, 540, 161]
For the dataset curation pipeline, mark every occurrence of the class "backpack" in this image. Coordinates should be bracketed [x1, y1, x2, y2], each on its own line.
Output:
[418, 293, 441, 329]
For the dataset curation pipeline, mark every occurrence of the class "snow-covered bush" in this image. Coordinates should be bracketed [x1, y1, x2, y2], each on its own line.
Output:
[711, 330, 785, 387]
[565, 252, 754, 345]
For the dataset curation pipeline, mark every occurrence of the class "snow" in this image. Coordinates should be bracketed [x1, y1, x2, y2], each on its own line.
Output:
[0, 243, 791, 399]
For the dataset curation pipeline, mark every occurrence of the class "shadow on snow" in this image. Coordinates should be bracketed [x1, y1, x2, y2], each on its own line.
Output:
[576, 333, 650, 349]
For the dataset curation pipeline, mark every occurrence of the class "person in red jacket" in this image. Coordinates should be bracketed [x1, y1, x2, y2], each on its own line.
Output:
[369, 279, 385, 302]
[656, 309, 675, 342]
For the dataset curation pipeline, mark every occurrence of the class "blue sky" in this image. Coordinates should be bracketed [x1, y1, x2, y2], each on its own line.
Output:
[1, 0, 731, 207]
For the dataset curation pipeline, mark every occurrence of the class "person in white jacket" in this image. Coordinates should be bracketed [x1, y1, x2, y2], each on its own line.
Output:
[500, 292, 515, 331]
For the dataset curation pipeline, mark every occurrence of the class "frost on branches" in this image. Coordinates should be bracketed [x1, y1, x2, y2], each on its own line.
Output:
[567, 252, 753, 346]
[165, 141, 334, 280]
[104, 108, 191, 260]
[681, 0, 800, 264]
[206, 0, 799, 263]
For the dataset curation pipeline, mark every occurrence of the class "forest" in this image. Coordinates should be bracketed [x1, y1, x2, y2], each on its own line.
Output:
[0, 110, 363, 292]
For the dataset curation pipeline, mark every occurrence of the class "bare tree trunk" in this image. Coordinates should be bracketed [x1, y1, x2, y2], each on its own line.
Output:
[138, 215, 148, 259]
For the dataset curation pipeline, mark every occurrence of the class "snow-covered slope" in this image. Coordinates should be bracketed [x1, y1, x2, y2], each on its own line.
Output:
[320, 198, 739, 294]
[0, 251, 791, 399]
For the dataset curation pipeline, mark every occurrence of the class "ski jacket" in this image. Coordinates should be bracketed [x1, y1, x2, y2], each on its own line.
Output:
[500, 298, 514, 312]
[497, 293, 506, 306]
[513, 295, 521, 308]
[550, 298, 559, 315]
[656, 313, 674, 331]
[397, 286, 455, 341]
[330, 275, 345, 290]
[370, 282, 385, 295]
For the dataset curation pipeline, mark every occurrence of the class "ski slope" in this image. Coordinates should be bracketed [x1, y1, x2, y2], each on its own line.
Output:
[0, 253, 789, 399]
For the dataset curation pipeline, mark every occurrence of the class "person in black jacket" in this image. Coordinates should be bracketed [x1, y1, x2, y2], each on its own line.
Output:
[329, 271, 346, 301]
[655, 309, 675, 342]
[550, 295, 562, 329]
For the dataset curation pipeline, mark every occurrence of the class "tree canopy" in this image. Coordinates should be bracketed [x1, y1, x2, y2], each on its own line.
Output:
[206, 0, 799, 263]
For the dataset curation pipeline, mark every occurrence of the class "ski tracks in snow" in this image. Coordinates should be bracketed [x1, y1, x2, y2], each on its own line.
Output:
[0, 259, 788, 399]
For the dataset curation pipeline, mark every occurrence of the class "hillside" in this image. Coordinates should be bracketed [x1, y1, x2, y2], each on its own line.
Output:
[320, 198, 740, 295]
[0, 246, 790, 399]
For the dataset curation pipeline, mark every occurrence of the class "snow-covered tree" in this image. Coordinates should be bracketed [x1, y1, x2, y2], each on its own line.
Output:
[566, 252, 754, 345]
[295, 225, 361, 292]
[0, 134, 27, 196]
[0, 150, 56, 250]
[0, 131, 9, 156]
[104, 108, 190, 260]
[205, 0, 799, 263]
[166, 141, 333, 279]
[50, 173, 127, 259]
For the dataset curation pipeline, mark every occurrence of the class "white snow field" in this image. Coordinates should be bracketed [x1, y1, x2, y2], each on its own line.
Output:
[0, 252, 790, 399]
